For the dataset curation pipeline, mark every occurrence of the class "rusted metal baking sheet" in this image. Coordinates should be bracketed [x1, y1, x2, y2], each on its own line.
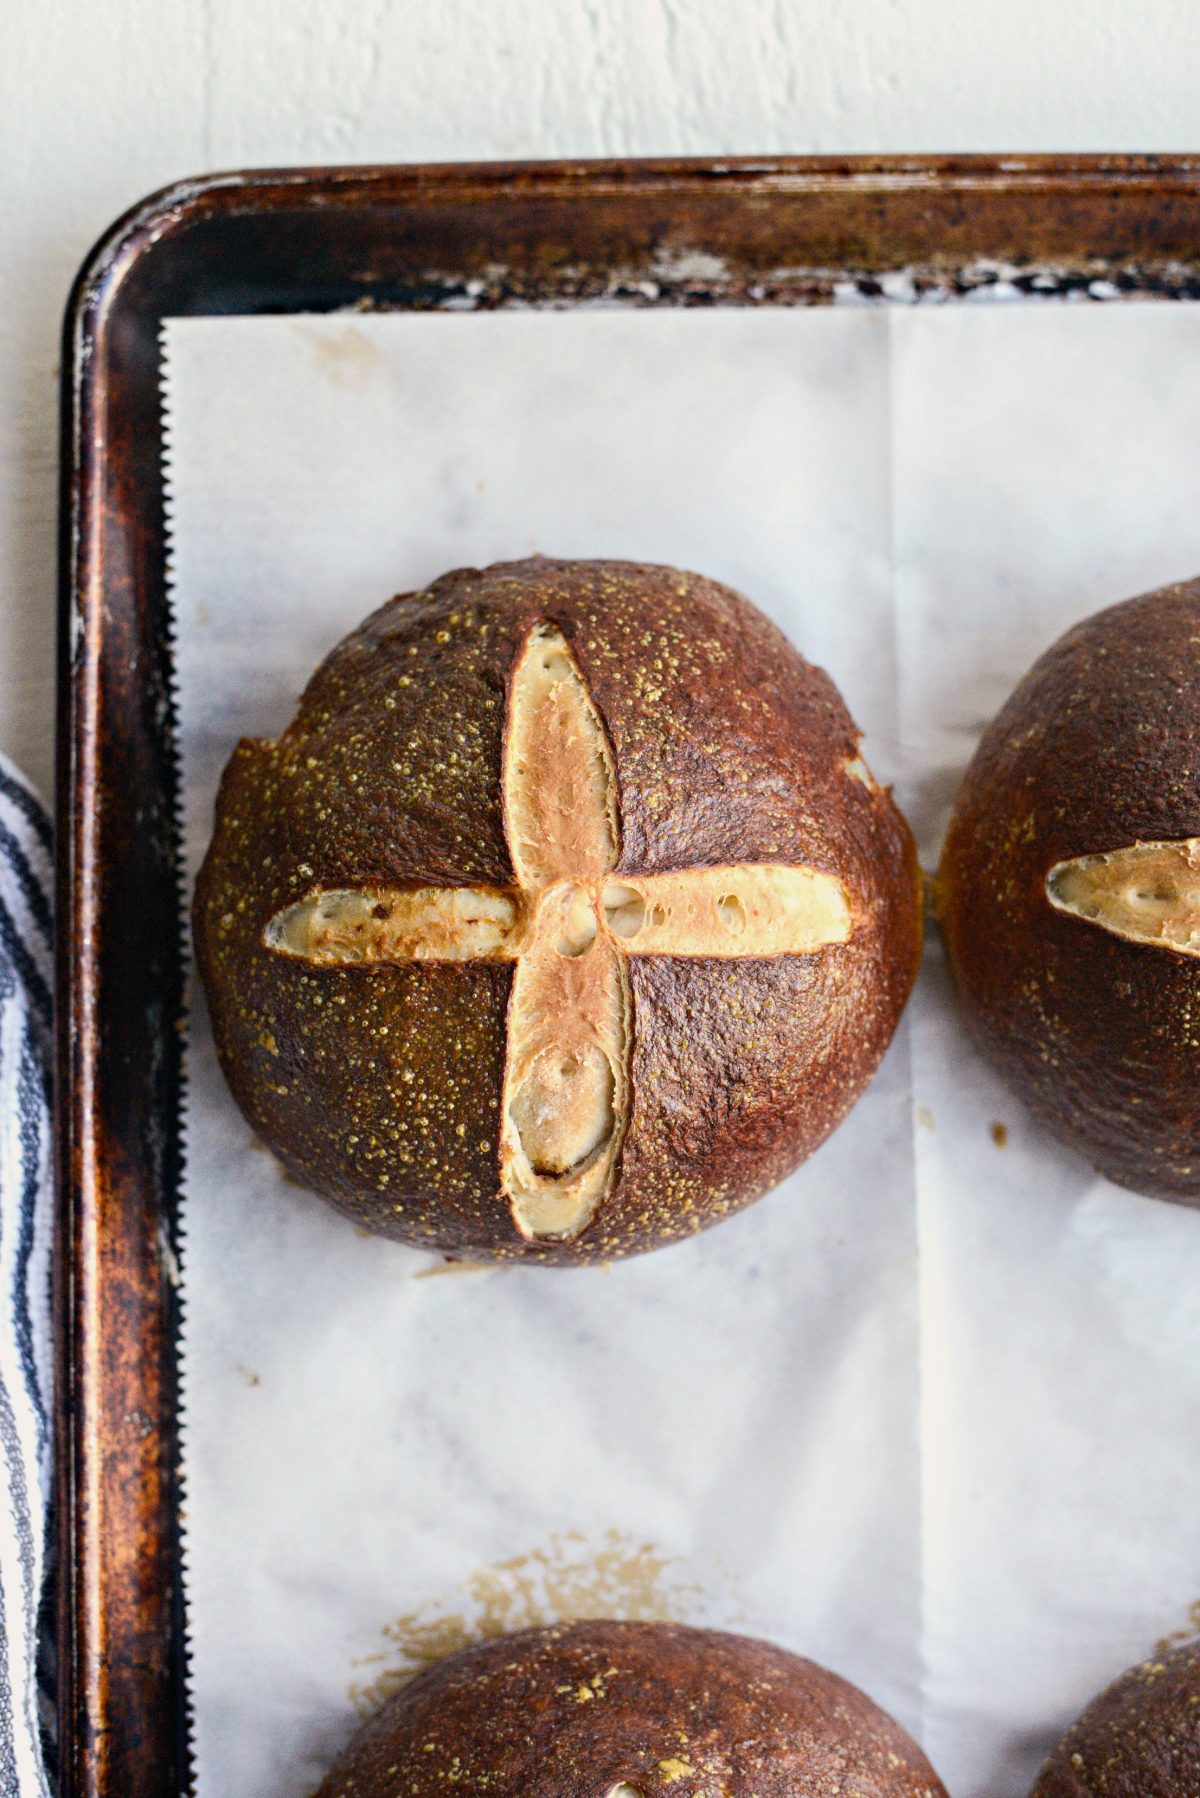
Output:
[57, 154, 1200, 1796]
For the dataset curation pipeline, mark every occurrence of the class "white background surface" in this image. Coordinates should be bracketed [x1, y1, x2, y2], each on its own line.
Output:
[2, 0, 1200, 800]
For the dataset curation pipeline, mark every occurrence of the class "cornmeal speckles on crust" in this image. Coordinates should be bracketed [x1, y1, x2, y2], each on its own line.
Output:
[194, 557, 922, 1263]
[312, 1620, 948, 1798]
[938, 577, 1200, 1204]
[1030, 1638, 1200, 1797]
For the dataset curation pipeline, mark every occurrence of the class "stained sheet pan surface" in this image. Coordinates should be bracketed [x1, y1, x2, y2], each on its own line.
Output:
[59, 157, 1200, 1797]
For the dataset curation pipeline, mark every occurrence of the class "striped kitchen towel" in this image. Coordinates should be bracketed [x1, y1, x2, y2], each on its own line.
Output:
[0, 759, 53, 1795]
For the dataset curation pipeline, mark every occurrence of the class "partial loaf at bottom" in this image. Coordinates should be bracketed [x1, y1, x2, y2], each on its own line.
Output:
[314, 1618, 947, 1798]
[1031, 1637, 1200, 1797]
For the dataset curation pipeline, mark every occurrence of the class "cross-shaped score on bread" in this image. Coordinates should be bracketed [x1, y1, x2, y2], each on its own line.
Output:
[265, 623, 854, 1242]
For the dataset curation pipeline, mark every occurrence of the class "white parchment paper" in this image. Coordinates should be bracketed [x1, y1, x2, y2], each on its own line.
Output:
[165, 304, 1200, 1798]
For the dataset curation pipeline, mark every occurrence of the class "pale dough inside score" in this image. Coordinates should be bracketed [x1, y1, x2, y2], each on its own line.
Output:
[498, 624, 629, 1239]
[265, 884, 519, 962]
[1047, 838, 1200, 955]
[264, 622, 857, 1241]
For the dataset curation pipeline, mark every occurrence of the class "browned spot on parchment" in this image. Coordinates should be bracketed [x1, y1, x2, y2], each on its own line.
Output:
[300, 321, 383, 390]
[411, 1258, 491, 1280]
[990, 1120, 1008, 1149]
[346, 1530, 731, 1719]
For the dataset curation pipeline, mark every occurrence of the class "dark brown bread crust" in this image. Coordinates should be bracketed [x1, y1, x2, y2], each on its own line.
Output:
[1031, 1639, 1200, 1797]
[194, 557, 921, 1260]
[939, 578, 1200, 1202]
[313, 1619, 947, 1798]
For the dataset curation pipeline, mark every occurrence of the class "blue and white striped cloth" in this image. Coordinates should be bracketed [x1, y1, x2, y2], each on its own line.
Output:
[0, 759, 53, 1795]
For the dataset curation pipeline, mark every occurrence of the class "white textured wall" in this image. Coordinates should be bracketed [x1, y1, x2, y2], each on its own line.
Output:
[3, 0, 1200, 799]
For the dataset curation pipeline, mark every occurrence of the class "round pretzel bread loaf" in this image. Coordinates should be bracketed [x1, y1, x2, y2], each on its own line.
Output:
[939, 578, 1200, 1201]
[195, 556, 921, 1261]
[313, 1619, 947, 1798]
[1031, 1638, 1200, 1796]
